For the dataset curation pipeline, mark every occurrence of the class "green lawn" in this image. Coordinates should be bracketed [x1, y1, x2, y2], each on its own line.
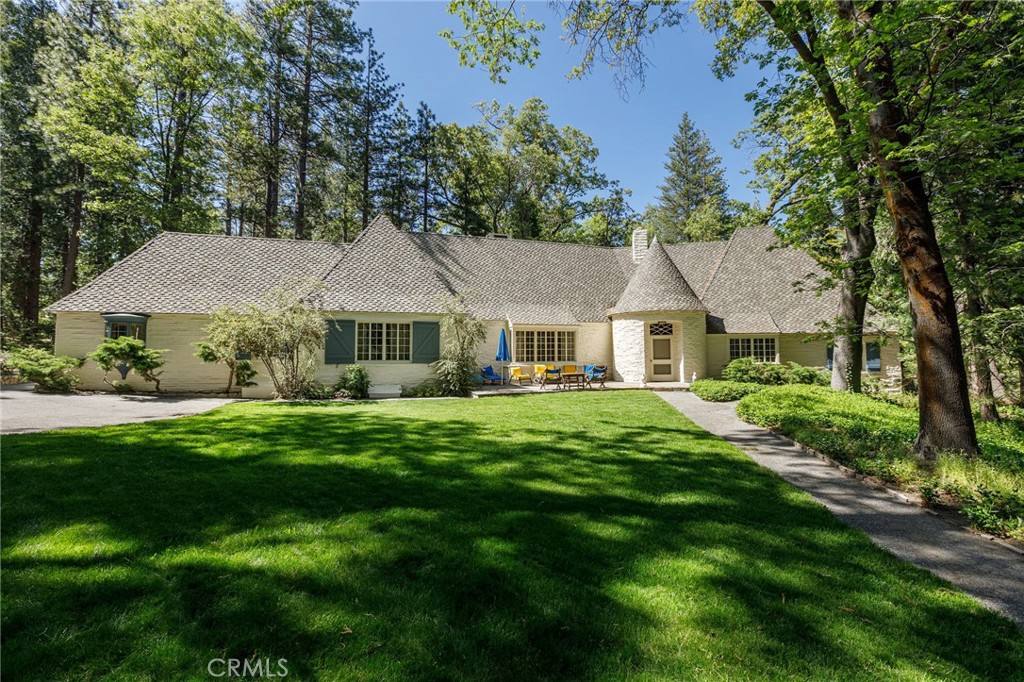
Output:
[2, 391, 1021, 681]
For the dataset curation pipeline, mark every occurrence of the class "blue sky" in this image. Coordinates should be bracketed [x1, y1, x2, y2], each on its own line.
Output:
[352, 1, 767, 213]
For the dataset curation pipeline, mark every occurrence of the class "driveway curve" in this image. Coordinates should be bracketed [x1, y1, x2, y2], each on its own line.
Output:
[1, 384, 236, 434]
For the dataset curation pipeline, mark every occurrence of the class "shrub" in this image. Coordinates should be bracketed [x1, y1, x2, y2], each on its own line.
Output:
[784, 362, 830, 386]
[736, 384, 1024, 540]
[210, 278, 327, 399]
[722, 357, 788, 385]
[335, 364, 372, 400]
[401, 380, 445, 398]
[194, 311, 260, 394]
[90, 337, 168, 392]
[7, 347, 83, 391]
[690, 379, 766, 402]
[431, 295, 486, 397]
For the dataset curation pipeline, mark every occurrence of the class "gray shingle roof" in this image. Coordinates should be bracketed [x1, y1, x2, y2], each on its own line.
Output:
[47, 216, 845, 335]
[47, 232, 345, 314]
[319, 215, 455, 313]
[409, 230, 632, 323]
[609, 239, 705, 315]
[700, 227, 835, 334]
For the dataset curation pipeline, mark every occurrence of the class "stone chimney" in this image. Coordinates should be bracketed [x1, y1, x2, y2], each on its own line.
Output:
[631, 228, 649, 263]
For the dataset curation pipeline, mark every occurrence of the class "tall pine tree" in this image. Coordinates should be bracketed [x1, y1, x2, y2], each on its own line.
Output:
[647, 113, 729, 242]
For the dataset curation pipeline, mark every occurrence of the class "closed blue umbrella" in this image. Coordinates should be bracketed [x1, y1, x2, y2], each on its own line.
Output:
[496, 328, 511, 384]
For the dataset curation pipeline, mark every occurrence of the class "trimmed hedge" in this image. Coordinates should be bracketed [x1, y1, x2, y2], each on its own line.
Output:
[737, 385, 1024, 540]
[690, 379, 766, 402]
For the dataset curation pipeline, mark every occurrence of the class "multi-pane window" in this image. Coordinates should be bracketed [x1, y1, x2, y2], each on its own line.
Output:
[357, 322, 410, 362]
[729, 337, 776, 363]
[514, 330, 576, 363]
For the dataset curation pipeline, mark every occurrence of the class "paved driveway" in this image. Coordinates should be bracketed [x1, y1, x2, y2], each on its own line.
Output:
[1, 384, 236, 434]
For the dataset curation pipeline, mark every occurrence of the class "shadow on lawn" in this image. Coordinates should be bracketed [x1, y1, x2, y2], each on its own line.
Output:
[2, 393, 1021, 681]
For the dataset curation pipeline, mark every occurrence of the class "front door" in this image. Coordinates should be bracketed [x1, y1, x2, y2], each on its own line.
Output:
[648, 321, 675, 381]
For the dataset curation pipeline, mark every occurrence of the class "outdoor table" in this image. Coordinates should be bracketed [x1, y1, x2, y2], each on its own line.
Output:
[562, 372, 586, 389]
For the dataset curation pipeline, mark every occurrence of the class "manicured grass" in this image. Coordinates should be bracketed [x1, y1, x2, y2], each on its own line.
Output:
[737, 385, 1024, 540]
[3, 391, 1022, 681]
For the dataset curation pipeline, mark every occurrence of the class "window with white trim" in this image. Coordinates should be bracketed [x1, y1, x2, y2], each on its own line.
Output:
[514, 329, 576, 363]
[649, 322, 673, 336]
[357, 322, 410, 361]
[729, 337, 776, 363]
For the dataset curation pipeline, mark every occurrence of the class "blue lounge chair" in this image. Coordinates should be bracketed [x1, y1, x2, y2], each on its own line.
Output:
[542, 365, 562, 389]
[481, 365, 503, 385]
[585, 364, 607, 389]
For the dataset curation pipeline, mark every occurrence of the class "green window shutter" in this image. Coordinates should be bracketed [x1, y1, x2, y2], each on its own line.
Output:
[411, 321, 440, 363]
[325, 319, 355, 365]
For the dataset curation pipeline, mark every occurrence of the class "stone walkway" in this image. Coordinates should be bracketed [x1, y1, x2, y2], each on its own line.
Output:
[658, 391, 1024, 628]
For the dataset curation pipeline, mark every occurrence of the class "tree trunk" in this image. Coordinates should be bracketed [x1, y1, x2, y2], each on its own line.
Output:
[360, 48, 372, 230]
[840, 1, 977, 457]
[265, 43, 284, 238]
[224, 196, 233, 236]
[62, 162, 84, 296]
[831, 193, 877, 392]
[19, 168, 44, 327]
[294, 13, 313, 240]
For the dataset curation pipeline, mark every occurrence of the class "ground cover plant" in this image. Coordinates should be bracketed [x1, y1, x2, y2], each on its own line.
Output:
[3, 391, 1022, 680]
[737, 385, 1024, 540]
[689, 378, 765, 402]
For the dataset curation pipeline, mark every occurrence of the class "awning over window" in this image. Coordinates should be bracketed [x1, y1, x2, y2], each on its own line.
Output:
[101, 313, 150, 324]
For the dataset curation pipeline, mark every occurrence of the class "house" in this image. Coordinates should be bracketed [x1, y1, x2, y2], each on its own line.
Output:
[47, 215, 898, 396]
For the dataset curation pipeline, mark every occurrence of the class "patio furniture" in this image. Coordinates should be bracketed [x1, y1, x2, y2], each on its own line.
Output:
[563, 364, 578, 374]
[533, 364, 547, 383]
[541, 365, 563, 389]
[508, 366, 532, 385]
[481, 365, 503, 385]
[585, 364, 607, 389]
[562, 371, 586, 389]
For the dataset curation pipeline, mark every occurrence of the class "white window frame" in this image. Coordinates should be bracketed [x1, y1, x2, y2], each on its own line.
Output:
[357, 322, 411, 362]
[729, 336, 777, 363]
[514, 329, 576, 363]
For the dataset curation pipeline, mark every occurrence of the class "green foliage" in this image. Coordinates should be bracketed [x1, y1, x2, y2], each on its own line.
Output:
[195, 308, 263, 394]
[89, 337, 167, 392]
[400, 380, 445, 398]
[720, 358, 829, 386]
[431, 295, 486, 397]
[6, 347, 83, 392]
[646, 113, 733, 243]
[737, 385, 1024, 540]
[335, 364, 372, 400]
[721, 357, 787, 385]
[690, 379, 765, 402]
[784, 362, 830, 386]
[4, 392, 1023, 679]
[209, 279, 327, 400]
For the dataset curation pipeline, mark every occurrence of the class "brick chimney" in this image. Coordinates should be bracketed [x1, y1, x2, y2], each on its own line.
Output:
[631, 228, 649, 263]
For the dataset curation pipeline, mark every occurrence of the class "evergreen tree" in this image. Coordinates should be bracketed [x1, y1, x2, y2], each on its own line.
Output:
[647, 113, 729, 242]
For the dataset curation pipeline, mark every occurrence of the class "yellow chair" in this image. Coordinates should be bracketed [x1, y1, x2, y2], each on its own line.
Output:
[509, 366, 532, 385]
[533, 364, 547, 382]
[563, 364, 578, 374]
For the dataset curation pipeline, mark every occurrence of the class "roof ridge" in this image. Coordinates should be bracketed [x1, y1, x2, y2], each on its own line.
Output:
[410, 230, 629, 252]
[699, 228, 739, 300]
[161, 231, 345, 245]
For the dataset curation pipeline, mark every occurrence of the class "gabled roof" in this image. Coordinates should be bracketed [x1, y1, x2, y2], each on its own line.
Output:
[46, 216, 845, 335]
[46, 232, 345, 314]
[319, 215, 454, 313]
[609, 239, 705, 315]
[408, 231, 632, 323]
[700, 227, 834, 334]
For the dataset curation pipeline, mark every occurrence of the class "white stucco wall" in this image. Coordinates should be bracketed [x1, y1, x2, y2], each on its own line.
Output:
[611, 318, 646, 382]
[708, 333, 900, 379]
